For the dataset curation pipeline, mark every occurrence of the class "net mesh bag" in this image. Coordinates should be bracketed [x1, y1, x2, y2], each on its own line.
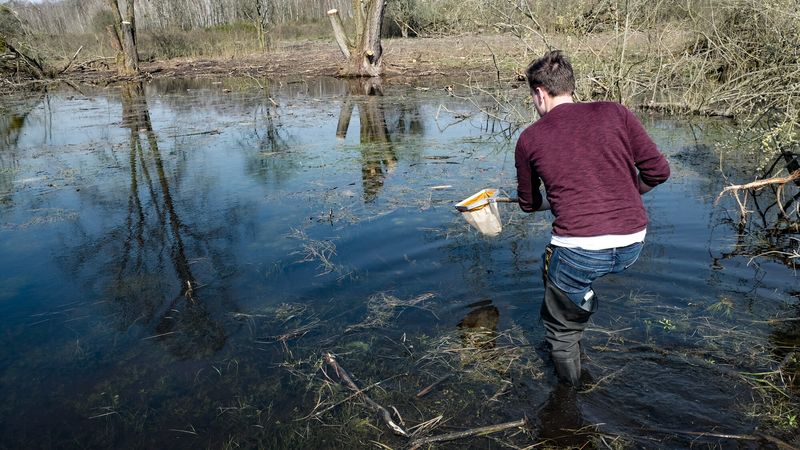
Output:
[455, 189, 503, 236]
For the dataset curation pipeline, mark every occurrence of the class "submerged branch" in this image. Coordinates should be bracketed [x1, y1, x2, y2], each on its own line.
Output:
[415, 373, 452, 398]
[636, 426, 798, 450]
[58, 45, 83, 75]
[299, 373, 404, 421]
[322, 352, 409, 437]
[716, 170, 800, 204]
[409, 418, 528, 449]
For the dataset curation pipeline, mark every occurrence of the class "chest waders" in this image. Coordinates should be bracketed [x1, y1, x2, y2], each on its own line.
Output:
[541, 246, 596, 387]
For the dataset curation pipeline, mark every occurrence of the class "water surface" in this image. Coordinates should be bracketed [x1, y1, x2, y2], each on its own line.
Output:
[0, 77, 797, 449]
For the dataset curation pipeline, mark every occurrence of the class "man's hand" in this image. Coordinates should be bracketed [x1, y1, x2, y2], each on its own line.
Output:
[638, 175, 655, 194]
[537, 197, 551, 211]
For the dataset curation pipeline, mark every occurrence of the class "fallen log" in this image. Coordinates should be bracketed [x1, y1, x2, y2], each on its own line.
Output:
[4, 42, 45, 78]
[323, 352, 408, 437]
[638, 101, 733, 118]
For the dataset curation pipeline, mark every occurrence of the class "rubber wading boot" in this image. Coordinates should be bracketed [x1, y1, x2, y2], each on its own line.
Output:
[552, 354, 581, 386]
[540, 281, 594, 387]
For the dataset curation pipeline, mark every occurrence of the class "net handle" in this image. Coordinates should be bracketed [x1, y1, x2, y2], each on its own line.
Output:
[492, 197, 519, 203]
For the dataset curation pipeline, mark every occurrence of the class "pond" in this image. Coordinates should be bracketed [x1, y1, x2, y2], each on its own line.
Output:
[0, 77, 797, 449]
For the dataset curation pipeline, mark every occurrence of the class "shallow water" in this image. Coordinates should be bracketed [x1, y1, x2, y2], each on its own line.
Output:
[0, 77, 797, 449]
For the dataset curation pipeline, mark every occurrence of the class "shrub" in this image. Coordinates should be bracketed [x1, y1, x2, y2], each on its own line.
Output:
[90, 8, 115, 34]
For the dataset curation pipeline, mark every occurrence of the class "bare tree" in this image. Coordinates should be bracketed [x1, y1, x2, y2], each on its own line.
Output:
[254, 0, 273, 50]
[106, 0, 138, 75]
[327, 0, 386, 77]
[386, 0, 417, 37]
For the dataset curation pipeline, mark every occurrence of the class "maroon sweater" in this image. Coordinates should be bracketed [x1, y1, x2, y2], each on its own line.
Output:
[515, 102, 670, 237]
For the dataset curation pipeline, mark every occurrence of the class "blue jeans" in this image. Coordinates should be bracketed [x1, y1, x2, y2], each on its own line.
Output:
[543, 242, 643, 312]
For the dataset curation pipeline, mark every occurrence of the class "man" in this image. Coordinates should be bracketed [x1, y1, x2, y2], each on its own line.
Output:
[515, 50, 670, 386]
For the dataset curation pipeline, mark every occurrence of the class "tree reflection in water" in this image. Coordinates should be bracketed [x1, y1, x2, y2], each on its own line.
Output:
[0, 95, 39, 206]
[336, 78, 425, 203]
[240, 84, 296, 184]
[89, 82, 227, 359]
[0, 108, 28, 149]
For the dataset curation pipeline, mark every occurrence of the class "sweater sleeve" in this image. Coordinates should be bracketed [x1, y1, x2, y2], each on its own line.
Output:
[515, 136, 542, 212]
[625, 109, 670, 187]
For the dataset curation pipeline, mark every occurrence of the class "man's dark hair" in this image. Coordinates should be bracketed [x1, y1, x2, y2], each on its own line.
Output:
[526, 50, 575, 96]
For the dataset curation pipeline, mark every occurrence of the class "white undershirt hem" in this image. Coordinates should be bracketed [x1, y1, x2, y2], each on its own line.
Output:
[551, 229, 646, 250]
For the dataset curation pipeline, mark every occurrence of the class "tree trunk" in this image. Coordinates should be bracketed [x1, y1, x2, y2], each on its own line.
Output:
[107, 0, 139, 76]
[327, 9, 351, 60]
[327, 0, 386, 77]
[255, 0, 272, 51]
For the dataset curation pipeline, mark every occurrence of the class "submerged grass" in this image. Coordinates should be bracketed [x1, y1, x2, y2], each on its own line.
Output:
[290, 327, 545, 448]
[288, 228, 353, 279]
[415, 325, 544, 386]
[230, 277, 799, 447]
[346, 292, 437, 332]
[16, 278, 794, 449]
[586, 289, 800, 440]
[16, 209, 80, 229]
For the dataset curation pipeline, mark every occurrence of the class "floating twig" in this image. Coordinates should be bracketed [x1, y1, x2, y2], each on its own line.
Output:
[88, 411, 119, 419]
[407, 414, 444, 437]
[141, 331, 179, 340]
[167, 129, 221, 138]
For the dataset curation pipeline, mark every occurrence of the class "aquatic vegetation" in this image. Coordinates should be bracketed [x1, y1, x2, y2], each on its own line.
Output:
[289, 228, 352, 278]
[707, 296, 735, 318]
[347, 292, 436, 331]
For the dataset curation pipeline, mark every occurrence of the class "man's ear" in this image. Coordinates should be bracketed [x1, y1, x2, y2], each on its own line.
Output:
[533, 87, 544, 103]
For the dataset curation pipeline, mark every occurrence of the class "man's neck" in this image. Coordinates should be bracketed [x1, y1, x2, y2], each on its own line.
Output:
[544, 95, 574, 114]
